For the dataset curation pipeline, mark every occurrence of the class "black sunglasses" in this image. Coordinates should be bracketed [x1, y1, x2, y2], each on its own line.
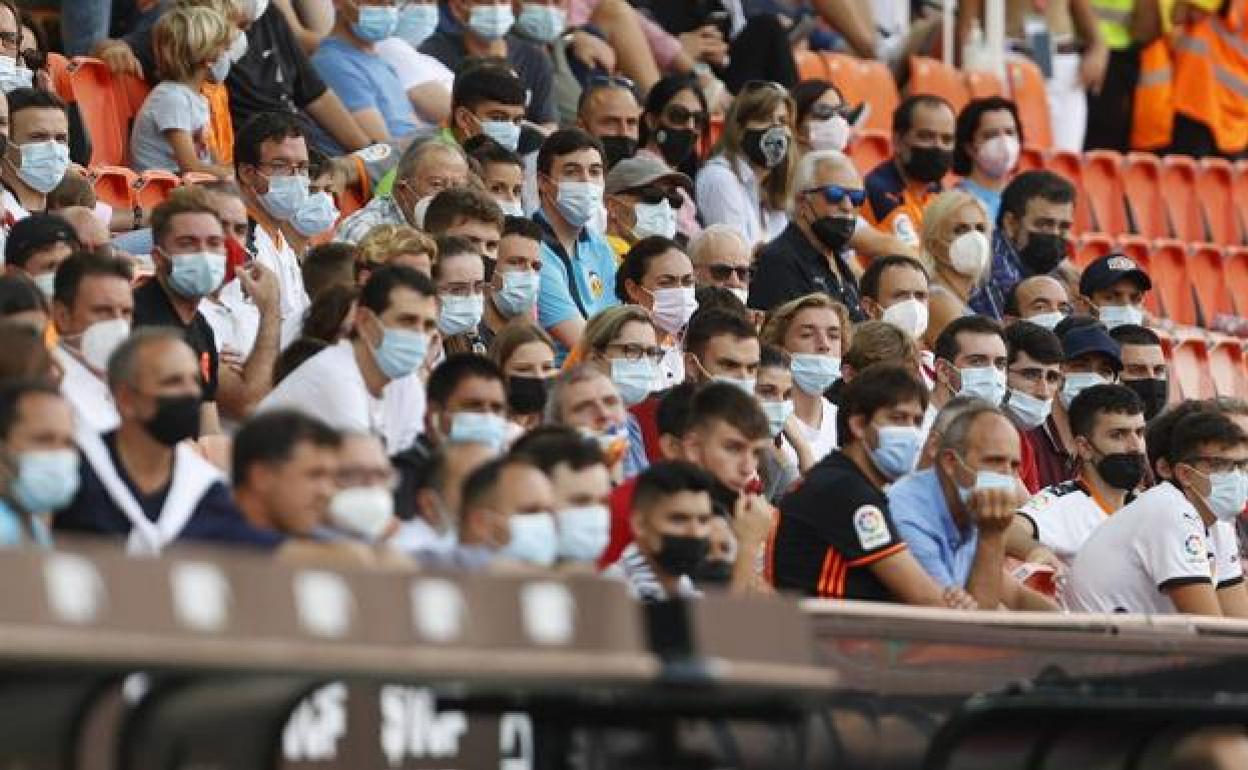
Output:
[628, 185, 683, 209]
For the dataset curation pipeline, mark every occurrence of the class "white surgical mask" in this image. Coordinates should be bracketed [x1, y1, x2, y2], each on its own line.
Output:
[555, 504, 609, 562]
[1097, 303, 1144, 330]
[807, 115, 849, 152]
[328, 486, 394, 542]
[975, 134, 1020, 179]
[648, 286, 697, 334]
[632, 199, 678, 240]
[80, 318, 131, 373]
[1027, 311, 1065, 331]
[1003, 388, 1051, 430]
[438, 294, 485, 336]
[1060, 372, 1106, 409]
[881, 298, 928, 338]
[503, 512, 558, 566]
[957, 366, 1007, 405]
[948, 230, 989, 277]
[761, 399, 793, 438]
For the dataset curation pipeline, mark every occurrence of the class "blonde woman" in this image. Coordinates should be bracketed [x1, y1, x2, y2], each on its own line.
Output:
[761, 293, 852, 464]
[695, 82, 796, 248]
[918, 190, 992, 352]
[355, 224, 437, 284]
[574, 304, 661, 408]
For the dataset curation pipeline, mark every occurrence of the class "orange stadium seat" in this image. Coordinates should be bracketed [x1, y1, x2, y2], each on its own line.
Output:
[115, 72, 152, 146]
[1122, 153, 1168, 238]
[1171, 332, 1216, 399]
[795, 50, 830, 82]
[1209, 336, 1247, 397]
[1148, 239, 1196, 325]
[46, 52, 72, 104]
[1043, 151, 1090, 235]
[1160, 155, 1205, 242]
[1115, 235, 1162, 316]
[1189, 244, 1234, 326]
[1006, 57, 1053, 150]
[134, 170, 181, 210]
[1225, 247, 1248, 317]
[821, 53, 899, 134]
[181, 172, 217, 186]
[1081, 151, 1128, 236]
[1017, 145, 1045, 173]
[846, 130, 891, 176]
[1197, 158, 1242, 246]
[964, 69, 1006, 99]
[89, 166, 136, 210]
[907, 56, 969, 111]
[67, 58, 125, 167]
[1075, 232, 1115, 269]
[1234, 159, 1248, 242]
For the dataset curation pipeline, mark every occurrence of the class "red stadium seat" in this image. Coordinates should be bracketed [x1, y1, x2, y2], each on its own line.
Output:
[1197, 158, 1242, 246]
[1189, 244, 1234, 327]
[1075, 232, 1115, 269]
[46, 52, 73, 104]
[1152, 328, 1182, 406]
[1081, 150, 1128, 236]
[115, 72, 151, 150]
[134, 170, 181, 210]
[1209, 336, 1247, 398]
[67, 58, 126, 167]
[1226, 246, 1248, 317]
[1122, 153, 1168, 238]
[821, 53, 900, 134]
[1160, 155, 1204, 242]
[908, 56, 969, 112]
[1043, 150, 1091, 236]
[846, 130, 891, 176]
[1148, 239, 1196, 325]
[1005, 58, 1053, 150]
[1170, 332, 1216, 399]
[1017, 145, 1045, 173]
[1115, 235, 1162, 316]
[1234, 160, 1248, 242]
[89, 165, 137, 210]
[964, 69, 1006, 99]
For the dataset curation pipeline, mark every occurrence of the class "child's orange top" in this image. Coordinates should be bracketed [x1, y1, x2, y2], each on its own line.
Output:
[200, 81, 233, 165]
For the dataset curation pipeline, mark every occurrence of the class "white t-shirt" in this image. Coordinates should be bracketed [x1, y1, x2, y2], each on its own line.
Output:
[54, 345, 119, 434]
[0, 188, 29, 254]
[790, 397, 838, 466]
[252, 225, 310, 334]
[201, 282, 260, 359]
[374, 38, 453, 123]
[130, 81, 211, 172]
[1064, 483, 1243, 614]
[1017, 478, 1113, 562]
[256, 340, 426, 453]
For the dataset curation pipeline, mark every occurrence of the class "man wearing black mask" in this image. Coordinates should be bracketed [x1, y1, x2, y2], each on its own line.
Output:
[971, 170, 1076, 318]
[577, 76, 642, 170]
[748, 150, 865, 317]
[1110, 324, 1170, 422]
[56, 329, 280, 552]
[863, 95, 955, 248]
[1014, 383, 1146, 564]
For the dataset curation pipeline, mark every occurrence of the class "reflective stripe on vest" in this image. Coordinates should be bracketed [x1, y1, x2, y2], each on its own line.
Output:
[1131, 38, 1175, 150]
[1171, 4, 1248, 153]
[1093, 1, 1134, 49]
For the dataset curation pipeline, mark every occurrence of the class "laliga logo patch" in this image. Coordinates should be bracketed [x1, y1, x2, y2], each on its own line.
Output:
[1183, 534, 1205, 562]
[853, 505, 890, 550]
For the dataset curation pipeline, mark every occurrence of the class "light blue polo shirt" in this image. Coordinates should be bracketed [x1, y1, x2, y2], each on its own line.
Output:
[534, 210, 619, 353]
[0, 499, 51, 549]
[887, 468, 977, 587]
[311, 37, 418, 141]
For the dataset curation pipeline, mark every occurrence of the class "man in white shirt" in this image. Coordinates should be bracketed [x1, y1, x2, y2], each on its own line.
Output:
[49, 252, 133, 433]
[1066, 410, 1248, 617]
[0, 89, 72, 252]
[257, 264, 438, 453]
[1017, 383, 1146, 562]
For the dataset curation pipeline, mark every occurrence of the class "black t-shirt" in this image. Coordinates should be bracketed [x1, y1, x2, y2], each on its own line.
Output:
[225, 5, 328, 128]
[747, 223, 864, 319]
[419, 32, 557, 124]
[131, 278, 219, 402]
[771, 450, 908, 600]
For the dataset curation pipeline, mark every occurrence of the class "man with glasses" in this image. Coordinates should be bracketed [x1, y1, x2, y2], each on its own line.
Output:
[1066, 409, 1248, 617]
[577, 75, 642, 169]
[1002, 320, 1064, 493]
[430, 235, 488, 354]
[688, 224, 753, 303]
[603, 155, 692, 258]
[749, 149, 864, 318]
[336, 137, 470, 243]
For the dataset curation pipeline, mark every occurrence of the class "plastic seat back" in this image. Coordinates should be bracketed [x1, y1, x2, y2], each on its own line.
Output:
[907, 56, 969, 112]
[1115, 235, 1161, 316]
[89, 165, 137, 210]
[1017, 145, 1045, 173]
[66, 58, 125, 167]
[46, 52, 73, 104]
[1081, 150, 1128, 236]
[1160, 155, 1205, 242]
[1196, 158, 1241, 246]
[1043, 151, 1091, 235]
[795, 50, 830, 82]
[1171, 334, 1216, 399]
[1006, 58, 1053, 150]
[1189, 244, 1233, 328]
[1234, 159, 1248, 242]
[846, 130, 891, 176]
[1148, 239, 1196, 325]
[134, 170, 181, 210]
[964, 69, 1006, 99]
[1122, 153, 1168, 238]
[1225, 246, 1248, 317]
[1209, 336, 1246, 397]
[1075, 232, 1115, 269]
[822, 54, 899, 134]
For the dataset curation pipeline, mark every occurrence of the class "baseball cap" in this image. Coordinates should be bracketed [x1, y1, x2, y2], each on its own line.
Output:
[5, 213, 79, 267]
[1061, 324, 1122, 371]
[1079, 252, 1152, 296]
[605, 155, 693, 196]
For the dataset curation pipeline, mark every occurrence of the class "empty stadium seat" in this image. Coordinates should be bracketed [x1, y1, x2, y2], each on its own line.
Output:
[1189, 244, 1234, 327]
[1160, 155, 1204, 243]
[908, 56, 969, 112]
[1209, 336, 1247, 398]
[89, 166, 137, 210]
[1122, 153, 1168, 238]
[846, 130, 891, 176]
[1043, 151, 1091, 235]
[67, 58, 125, 167]
[1196, 158, 1242, 246]
[1225, 246, 1248, 317]
[1075, 232, 1115, 269]
[134, 170, 181, 210]
[795, 50, 829, 83]
[1017, 145, 1045, 173]
[964, 70, 1006, 99]
[1115, 235, 1162, 316]
[1148, 239, 1197, 325]
[1171, 332, 1216, 399]
[821, 53, 899, 134]
[1081, 151, 1128, 236]
[1005, 57, 1053, 150]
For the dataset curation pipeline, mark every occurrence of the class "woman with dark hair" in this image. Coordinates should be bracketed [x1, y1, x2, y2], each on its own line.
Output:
[791, 79, 850, 155]
[636, 73, 708, 240]
[952, 97, 1024, 223]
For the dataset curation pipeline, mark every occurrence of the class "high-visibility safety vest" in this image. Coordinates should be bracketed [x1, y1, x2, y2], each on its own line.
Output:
[1131, 39, 1175, 149]
[1093, 0, 1137, 50]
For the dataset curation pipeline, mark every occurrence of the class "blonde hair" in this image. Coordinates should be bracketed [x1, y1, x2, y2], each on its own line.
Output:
[843, 320, 920, 373]
[488, 323, 556, 371]
[356, 224, 437, 268]
[713, 84, 796, 213]
[920, 190, 992, 283]
[153, 5, 231, 83]
[760, 292, 852, 352]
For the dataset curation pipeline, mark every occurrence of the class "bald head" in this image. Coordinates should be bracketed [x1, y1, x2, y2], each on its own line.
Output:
[59, 206, 110, 251]
[1010, 274, 1070, 321]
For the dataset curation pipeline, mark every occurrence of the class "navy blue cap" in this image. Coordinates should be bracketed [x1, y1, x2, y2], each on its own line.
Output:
[1079, 252, 1152, 296]
[1061, 324, 1122, 370]
[4, 213, 77, 267]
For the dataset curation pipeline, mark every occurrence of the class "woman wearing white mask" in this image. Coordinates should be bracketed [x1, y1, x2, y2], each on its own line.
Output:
[616, 235, 697, 388]
[792, 80, 852, 156]
[952, 98, 1023, 224]
[919, 191, 992, 353]
[761, 293, 851, 467]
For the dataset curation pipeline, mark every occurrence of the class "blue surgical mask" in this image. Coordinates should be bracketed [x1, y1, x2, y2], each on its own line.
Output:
[761, 400, 793, 438]
[493, 269, 538, 317]
[0, 55, 33, 93]
[208, 55, 231, 84]
[554, 181, 603, 228]
[1003, 388, 1051, 430]
[610, 357, 656, 406]
[503, 512, 558, 566]
[290, 191, 340, 237]
[395, 2, 439, 47]
[468, 3, 514, 40]
[1097, 303, 1144, 330]
[516, 3, 567, 42]
[869, 425, 922, 480]
[555, 504, 609, 561]
[791, 353, 841, 396]
[354, 4, 398, 42]
[957, 366, 1007, 405]
[260, 173, 309, 222]
[957, 468, 1018, 506]
[12, 449, 80, 513]
[438, 294, 484, 336]
[1205, 469, 1248, 523]
[168, 250, 227, 298]
[713, 375, 756, 394]
[448, 411, 508, 450]
[480, 119, 521, 152]
[17, 140, 70, 194]
[372, 326, 428, 379]
[1060, 372, 1106, 409]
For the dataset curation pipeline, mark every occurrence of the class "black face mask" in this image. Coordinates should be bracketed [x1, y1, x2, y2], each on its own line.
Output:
[1095, 451, 1146, 491]
[142, 394, 201, 446]
[1124, 378, 1168, 421]
[741, 126, 790, 169]
[1018, 232, 1067, 275]
[902, 146, 952, 184]
[655, 127, 697, 167]
[507, 375, 550, 415]
[810, 215, 856, 252]
[600, 135, 638, 169]
[654, 534, 709, 576]
[693, 559, 734, 586]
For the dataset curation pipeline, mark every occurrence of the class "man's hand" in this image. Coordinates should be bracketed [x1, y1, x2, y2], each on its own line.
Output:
[972, 483, 1026, 534]
[568, 30, 616, 72]
[219, 348, 246, 376]
[679, 24, 729, 68]
[1023, 544, 1068, 577]
[942, 585, 978, 610]
[732, 493, 774, 547]
[236, 262, 280, 315]
[1080, 41, 1110, 93]
[92, 39, 143, 78]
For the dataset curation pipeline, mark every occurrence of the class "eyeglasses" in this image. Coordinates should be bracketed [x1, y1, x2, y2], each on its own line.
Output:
[628, 185, 683, 209]
[255, 160, 310, 177]
[662, 104, 707, 129]
[1186, 457, 1248, 474]
[807, 103, 845, 121]
[604, 342, 664, 363]
[707, 264, 754, 282]
[803, 184, 866, 207]
[1008, 367, 1064, 387]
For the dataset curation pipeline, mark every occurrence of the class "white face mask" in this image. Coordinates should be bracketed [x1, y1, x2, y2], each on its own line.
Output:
[502, 512, 559, 567]
[881, 297, 929, 338]
[80, 318, 131, 373]
[328, 486, 394, 542]
[807, 115, 850, 152]
[1027, 311, 1065, 331]
[632, 199, 677, 240]
[975, 134, 1020, 179]
[648, 286, 698, 334]
[1060, 372, 1106, 409]
[555, 504, 610, 562]
[948, 230, 990, 277]
[1097, 303, 1144, 329]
